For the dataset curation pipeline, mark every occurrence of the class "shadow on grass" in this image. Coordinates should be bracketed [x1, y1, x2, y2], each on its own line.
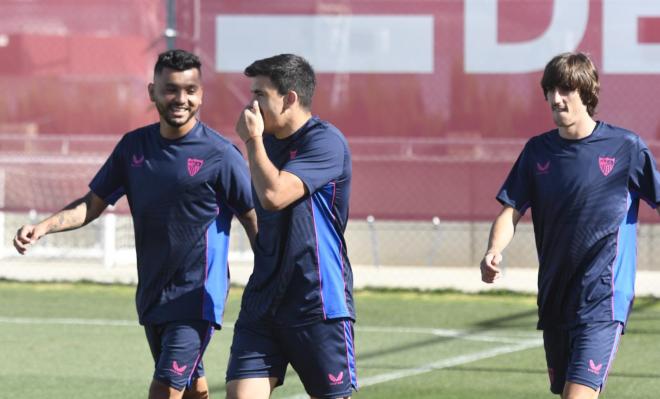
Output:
[359, 334, 469, 362]
[472, 309, 538, 330]
[206, 297, 660, 395]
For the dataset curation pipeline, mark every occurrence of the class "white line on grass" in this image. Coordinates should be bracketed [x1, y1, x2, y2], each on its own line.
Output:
[0, 316, 542, 397]
[0, 317, 538, 343]
[283, 340, 542, 399]
[357, 325, 539, 344]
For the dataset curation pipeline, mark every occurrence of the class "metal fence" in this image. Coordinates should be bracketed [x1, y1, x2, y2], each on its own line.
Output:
[3, 135, 660, 270]
[5, 210, 660, 271]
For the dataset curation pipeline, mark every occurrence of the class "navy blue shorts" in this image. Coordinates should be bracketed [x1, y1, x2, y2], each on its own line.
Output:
[543, 321, 623, 395]
[144, 320, 215, 391]
[226, 318, 358, 398]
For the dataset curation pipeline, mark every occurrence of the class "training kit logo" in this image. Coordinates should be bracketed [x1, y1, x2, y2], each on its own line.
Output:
[588, 359, 603, 375]
[131, 154, 145, 167]
[328, 371, 344, 385]
[170, 361, 188, 376]
[599, 157, 616, 176]
[187, 158, 204, 176]
[290, 149, 298, 160]
[535, 161, 550, 175]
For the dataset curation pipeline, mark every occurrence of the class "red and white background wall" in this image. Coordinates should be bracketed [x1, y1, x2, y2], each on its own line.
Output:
[2, 0, 660, 266]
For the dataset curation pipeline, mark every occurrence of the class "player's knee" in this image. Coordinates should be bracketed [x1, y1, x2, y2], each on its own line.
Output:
[226, 378, 273, 399]
[182, 387, 209, 399]
[563, 394, 597, 399]
[562, 384, 599, 399]
[225, 380, 242, 399]
[183, 378, 209, 399]
[563, 394, 599, 399]
[149, 379, 185, 399]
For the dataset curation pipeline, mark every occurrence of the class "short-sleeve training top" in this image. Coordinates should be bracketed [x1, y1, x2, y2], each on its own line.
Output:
[498, 122, 660, 329]
[89, 121, 253, 326]
[238, 116, 354, 326]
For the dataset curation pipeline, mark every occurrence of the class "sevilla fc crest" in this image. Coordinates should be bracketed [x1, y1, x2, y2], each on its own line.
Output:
[598, 157, 616, 176]
[187, 158, 204, 176]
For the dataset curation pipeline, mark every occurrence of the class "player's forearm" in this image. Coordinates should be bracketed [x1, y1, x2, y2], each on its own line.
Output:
[245, 137, 288, 209]
[39, 192, 101, 234]
[485, 207, 521, 254]
[237, 209, 258, 251]
[486, 220, 514, 254]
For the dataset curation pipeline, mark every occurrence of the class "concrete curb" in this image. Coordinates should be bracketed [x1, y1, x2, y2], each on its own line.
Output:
[1, 260, 659, 296]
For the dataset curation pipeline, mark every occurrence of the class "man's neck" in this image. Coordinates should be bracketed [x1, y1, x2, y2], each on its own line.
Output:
[558, 117, 597, 140]
[160, 119, 197, 140]
[274, 112, 313, 140]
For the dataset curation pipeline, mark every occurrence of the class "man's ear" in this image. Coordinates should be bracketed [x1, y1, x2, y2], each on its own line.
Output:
[148, 83, 155, 102]
[284, 90, 298, 109]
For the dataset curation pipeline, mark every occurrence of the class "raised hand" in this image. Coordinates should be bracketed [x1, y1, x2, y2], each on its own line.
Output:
[236, 100, 264, 144]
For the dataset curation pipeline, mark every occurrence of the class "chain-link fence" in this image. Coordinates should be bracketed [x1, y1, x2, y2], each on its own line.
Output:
[3, 135, 660, 270]
[5, 210, 660, 271]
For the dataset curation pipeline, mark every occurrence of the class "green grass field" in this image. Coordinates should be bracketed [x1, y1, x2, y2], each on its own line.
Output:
[1, 281, 659, 398]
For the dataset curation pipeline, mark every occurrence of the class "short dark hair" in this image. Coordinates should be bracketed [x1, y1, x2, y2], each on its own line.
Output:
[154, 49, 202, 77]
[244, 54, 316, 109]
[541, 52, 599, 116]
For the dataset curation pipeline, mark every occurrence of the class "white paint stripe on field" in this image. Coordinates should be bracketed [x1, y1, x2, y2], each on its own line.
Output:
[0, 316, 541, 397]
[283, 340, 542, 399]
[0, 317, 540, 344]
[357, 325, 540, 344]
[0, 316, 539, 343]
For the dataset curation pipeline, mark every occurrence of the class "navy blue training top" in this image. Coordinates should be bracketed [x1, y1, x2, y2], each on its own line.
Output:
[498, 122, 660, 330]
[238, 116, 354, 326]
[89, 121, 253, 326]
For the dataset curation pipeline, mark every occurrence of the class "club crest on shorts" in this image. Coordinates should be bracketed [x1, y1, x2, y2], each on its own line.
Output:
[598, 157, 616, 176]
[187, 158, 204, 176]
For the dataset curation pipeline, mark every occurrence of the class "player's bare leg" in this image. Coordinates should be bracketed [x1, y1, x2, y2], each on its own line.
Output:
[184, 377, 210, 399]
[149, 379, 184, 399]
[226, 377, 278, 399]
[148, 376, 210, 398]
[562, 381, 599, 399]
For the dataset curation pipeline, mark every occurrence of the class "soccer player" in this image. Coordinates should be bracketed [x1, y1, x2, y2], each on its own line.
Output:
[480, 51, 660, 399]
[12, 49, 257, 399]
[225, 54, 357, 399]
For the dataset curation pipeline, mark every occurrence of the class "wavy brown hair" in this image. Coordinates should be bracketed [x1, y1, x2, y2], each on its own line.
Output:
[541, 52, 599, 116]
